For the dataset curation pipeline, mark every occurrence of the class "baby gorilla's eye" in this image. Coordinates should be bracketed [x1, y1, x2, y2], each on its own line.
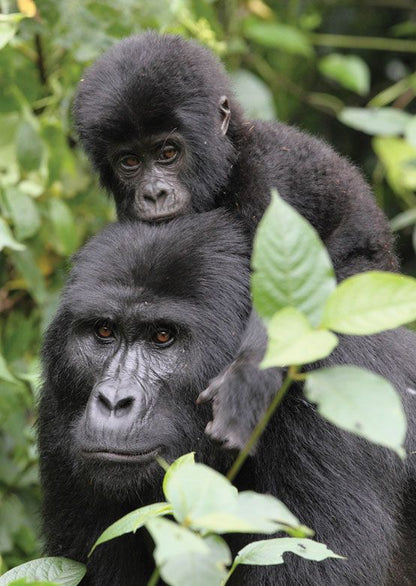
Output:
[94, 322, 115, 342]
[158, 145, 178, 163]
[152, 327, 175, 347]
[120, 155, 140, 169]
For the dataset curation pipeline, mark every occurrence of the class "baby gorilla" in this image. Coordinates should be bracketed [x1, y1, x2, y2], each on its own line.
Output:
[74, 32, 397, 279]
[39, 211, 416, 585]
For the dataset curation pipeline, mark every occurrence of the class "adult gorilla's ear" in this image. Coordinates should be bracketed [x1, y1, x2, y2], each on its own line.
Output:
[219, 96, 231, 135]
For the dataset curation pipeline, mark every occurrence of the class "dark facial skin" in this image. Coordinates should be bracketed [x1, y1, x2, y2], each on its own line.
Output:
[109, 131, 192, 221]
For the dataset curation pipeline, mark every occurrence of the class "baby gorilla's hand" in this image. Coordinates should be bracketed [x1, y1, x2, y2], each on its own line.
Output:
[197, 360, 281, 451]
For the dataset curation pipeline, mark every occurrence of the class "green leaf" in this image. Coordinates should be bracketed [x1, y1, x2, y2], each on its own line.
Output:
[0, 217, 25, 251]
[339, 107, 411, 136]
[10, 578, 58, 586]
[162, 452, 195, 497]
[89, 502, 172, 555]
[0, 21, 18, 50]
[322, 271, 416, 334]
[9, 249, 47, 305]
[318, 54, 370, 95]
[16, 121, 44, 172]
[163, 461, 237, 526]
[163, 457, 304, 535]
[3, 187, 41, 240]
[0, 558, 86, 586]
[230, 70, 276, 121]
[405, 116, 416, 148]
[147, 518, 230, 586]
[261, 307, 338, 368]
[390, 208, 416, 232]
[305, 366, 406, 456]
[373, 136, 416, 195]
[252, 191, 336, 326]
[0, 352, 19, 384]
[48, 199, 80, 256]
[147, 517, 208, 562]
[244, 20, 314, 57]
[231, 537, 342, 569]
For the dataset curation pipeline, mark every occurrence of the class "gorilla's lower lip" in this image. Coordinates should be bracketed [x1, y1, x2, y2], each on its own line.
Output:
[82, 448, 160, 463]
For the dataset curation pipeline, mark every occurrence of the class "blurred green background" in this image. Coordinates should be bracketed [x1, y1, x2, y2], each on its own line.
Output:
[1, 0, 416, 572]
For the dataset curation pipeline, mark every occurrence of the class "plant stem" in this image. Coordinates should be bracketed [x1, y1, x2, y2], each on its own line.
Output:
[147, 567, 160, 586]
[226, 369, 296, 482]
[309, 33, 416, 53]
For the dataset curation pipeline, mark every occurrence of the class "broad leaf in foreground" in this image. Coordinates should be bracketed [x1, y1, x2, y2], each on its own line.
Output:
[230, 537, 342, 572]
[0, 558, 86, 586]
[252, 191, 336, 326]
[322, 271, 416, 334]
[305, 366, 406, 457]
[163, 458, 305, 535]
[261, 307, 338, 368]
[146, 518, 230, 586]
[89, 502, 172, 554]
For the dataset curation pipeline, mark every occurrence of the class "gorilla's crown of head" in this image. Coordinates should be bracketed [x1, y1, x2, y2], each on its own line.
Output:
[63, 209, 251, 327]
[74, 32, 244, 149]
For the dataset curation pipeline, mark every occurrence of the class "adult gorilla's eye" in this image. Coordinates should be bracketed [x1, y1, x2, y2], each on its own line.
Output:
[120, 155, 140, 169]
[152, 328, 175, 347]
[158, 145, 178, 163]
[94, 322, 115, 342]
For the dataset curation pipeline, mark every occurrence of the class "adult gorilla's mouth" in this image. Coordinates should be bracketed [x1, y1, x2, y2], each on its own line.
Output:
[82, 447, 160, 463]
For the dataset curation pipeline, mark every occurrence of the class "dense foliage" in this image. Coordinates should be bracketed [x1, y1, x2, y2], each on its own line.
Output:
[1, 0, 416, 572]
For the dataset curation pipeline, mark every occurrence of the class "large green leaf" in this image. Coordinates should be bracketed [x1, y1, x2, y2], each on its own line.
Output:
[3, 187, 41, 241]
[319, 54, 370, 95]
[230, 70, 276, 121]
[230, 537, 342, 569]
[261, 307, 338, 367]
[0, 218, 25, 252]
[244, 20, 314, 57]
[147, 518, 230, 586]
[163, 460, 237, 526]
[48, 199, 80, 256]
[16, 121, 45, 172]
[163, 457, 303, 535]
[339, 107, 411, 136]
[305, 366, 406, 456]
[373, 136, 416, 195]
[9, 249, 47, 305]
[405, 116, 416, 148]
[252, 191, 336, 325]
[89, 502, 172, 555]
[322, 271, 416, 334]
[162, 452, 195, 496]
[0, 558, 86, 586]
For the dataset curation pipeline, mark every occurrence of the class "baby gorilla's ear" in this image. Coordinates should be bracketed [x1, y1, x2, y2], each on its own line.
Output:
[219, 95, 231, 135]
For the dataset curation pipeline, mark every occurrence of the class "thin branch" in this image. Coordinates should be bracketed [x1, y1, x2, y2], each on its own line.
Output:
[309, 32, 416, 53]
[227, 368, 298, 482]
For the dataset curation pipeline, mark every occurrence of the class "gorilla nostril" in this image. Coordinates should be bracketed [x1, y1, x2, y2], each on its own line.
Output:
[114, 396, 135, 416]
[97, 392, 112, 413]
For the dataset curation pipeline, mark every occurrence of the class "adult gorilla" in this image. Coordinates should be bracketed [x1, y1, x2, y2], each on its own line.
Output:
[39, 211, 416, 585]
[74, 32, 397, 279]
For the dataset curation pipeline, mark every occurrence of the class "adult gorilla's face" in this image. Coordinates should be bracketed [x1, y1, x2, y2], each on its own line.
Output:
[40, 211, 250, 497]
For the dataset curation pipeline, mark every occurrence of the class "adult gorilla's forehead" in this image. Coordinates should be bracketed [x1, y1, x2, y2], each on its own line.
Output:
[64, 211, 251, 319]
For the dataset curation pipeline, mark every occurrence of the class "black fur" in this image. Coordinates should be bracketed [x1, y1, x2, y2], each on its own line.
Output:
[74, 32, 397, 278]
[73, 32, 402, 453]
[39, 211, 416, 585]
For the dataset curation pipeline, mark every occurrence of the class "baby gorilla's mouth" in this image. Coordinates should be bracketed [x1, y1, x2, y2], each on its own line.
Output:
[82, 447, 160, 463]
